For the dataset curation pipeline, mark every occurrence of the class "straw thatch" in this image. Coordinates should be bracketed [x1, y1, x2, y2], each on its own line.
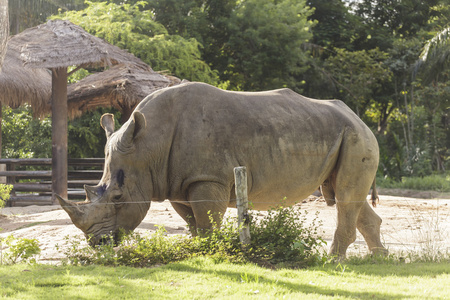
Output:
[67, 64, 181, 120]
[20, 19, 147, 70]
[0, 35, 52, 117]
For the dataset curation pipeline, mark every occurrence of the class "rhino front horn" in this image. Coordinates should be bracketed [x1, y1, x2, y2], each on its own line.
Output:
[56, 194, 84, 220]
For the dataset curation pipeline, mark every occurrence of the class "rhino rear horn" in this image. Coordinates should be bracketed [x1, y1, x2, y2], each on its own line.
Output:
[56, 194, 84, 220]
[84, 185, 100, 202]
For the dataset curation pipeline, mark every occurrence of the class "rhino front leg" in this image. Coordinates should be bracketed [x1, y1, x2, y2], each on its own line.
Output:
[357, 201, 388, 256]
[170, 201, 198, 234]
[187, 182, 229, 236]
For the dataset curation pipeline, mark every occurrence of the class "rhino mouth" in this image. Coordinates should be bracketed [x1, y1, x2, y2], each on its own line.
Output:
[90, 231, 121, 247]
[98, 235, 118, 246]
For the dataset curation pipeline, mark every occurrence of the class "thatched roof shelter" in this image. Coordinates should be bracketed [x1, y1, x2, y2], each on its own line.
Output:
[67, 64, 180, 122]
[20, 19, 147, 70]
[17, 19, 153, 203]
[0, 35, 52, 117]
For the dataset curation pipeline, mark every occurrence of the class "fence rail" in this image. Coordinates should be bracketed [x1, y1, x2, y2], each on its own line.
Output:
[0, 158, 104, 207]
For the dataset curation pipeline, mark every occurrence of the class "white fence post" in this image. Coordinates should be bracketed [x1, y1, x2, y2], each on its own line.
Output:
[234, 166, 251, 245]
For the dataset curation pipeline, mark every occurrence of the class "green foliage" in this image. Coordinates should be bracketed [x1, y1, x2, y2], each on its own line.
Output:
[67, 65, 90, 84]
[324, 48, 392, 117]
[56, 1, 218, 84]
[223, 0, 314, 91]
[59, 205, 326, 268]
[68, 108, 120, 158]
[149, 0, 316, 91]
[350, 0, 440, 50]
[0, 184, 13, 209]
[1, 106, 52, 158]
[377, 174, 450, 192]
[0, 235, 41, 264]
[307, 0, 360, 50]
[1, 105, 117, 159]
[247, 205, 326, 267]
[59, 226, 194, 267]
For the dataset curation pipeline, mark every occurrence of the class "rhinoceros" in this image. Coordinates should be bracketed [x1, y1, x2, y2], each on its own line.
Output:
[57, 82, 387, 257]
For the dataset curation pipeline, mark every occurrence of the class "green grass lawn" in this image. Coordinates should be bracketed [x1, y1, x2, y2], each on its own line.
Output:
[1, 257, 448, 299]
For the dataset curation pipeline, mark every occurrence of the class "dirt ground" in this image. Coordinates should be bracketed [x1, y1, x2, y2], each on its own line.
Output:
[1, 190, 449, 263]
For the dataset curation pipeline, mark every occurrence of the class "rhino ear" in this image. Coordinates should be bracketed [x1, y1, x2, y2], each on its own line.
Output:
[100, 113, 115, 138]
[122, 111, 146, 146]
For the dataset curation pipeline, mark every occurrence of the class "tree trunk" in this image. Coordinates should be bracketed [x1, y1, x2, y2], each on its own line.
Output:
[0, 0, 7, 183]
[0, 0, 8, 72]
[51, 67, 68, 204]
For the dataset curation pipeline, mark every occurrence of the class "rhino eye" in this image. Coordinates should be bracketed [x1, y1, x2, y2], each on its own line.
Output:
[117, 169, 124, 187]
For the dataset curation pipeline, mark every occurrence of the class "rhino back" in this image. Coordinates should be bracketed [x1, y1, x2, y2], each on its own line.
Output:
[136, 82, 374, 208]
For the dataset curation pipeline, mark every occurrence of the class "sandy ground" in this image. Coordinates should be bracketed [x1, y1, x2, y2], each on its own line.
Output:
[1, 191, 449, 263]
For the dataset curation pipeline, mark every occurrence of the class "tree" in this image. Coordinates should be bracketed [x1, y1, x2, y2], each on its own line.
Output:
[8, 0, 84, 34]
[222, 0, 315, 91]
[324, 48, 392, 117]
[307, 0, 359, 50]
[0, 0, 8, 71]
[415, 26, 450, 84]
[415, 82, 450, 172]
[411, 23, 450, 172]
[58, 1, 218, 83]
[147, 0, 315, 91]
[352, 0, 440, 38]
[147, 0, 236, 81]
[350, 0, 441, 51]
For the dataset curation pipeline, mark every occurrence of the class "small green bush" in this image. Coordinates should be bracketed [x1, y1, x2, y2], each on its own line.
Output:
[247, 205, 326, 268]
[60, 205, 327, 268]
[0, 184, 13, 208]
[0, 235, 41, 264]
[59, 226, 194, 267]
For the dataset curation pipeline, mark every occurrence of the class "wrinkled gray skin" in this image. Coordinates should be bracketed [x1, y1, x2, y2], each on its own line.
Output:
[58, 82, 387, 257]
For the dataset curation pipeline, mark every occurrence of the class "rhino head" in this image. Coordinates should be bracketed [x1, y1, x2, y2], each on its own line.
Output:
[57, 112, 152, 246]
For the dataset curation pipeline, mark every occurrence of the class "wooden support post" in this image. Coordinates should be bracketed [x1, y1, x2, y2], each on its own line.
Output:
[51, 67, 68, 204]
[234, 166, 251, 245]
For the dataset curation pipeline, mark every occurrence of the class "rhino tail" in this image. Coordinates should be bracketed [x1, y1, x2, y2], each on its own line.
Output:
[371, 178, 379, 207]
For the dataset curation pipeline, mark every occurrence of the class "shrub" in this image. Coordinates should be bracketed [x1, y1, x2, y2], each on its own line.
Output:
[0, 235, 41, 264]
[0, 184, 13, 208]
[59, 205, 327, 268]
[247, 205, 326, 268]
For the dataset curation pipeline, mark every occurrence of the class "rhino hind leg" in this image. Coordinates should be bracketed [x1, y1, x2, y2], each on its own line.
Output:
[356, 201, 388, 256]
[329, 130, 387, 258]
[186, 182, 229, 236]
[329, 200, 360, 257]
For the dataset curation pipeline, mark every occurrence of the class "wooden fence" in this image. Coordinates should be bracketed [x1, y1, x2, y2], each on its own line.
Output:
[0, 158, 104, 206]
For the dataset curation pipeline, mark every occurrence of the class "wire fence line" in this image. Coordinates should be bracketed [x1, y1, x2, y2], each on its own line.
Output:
[58, 196, 450, 208]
